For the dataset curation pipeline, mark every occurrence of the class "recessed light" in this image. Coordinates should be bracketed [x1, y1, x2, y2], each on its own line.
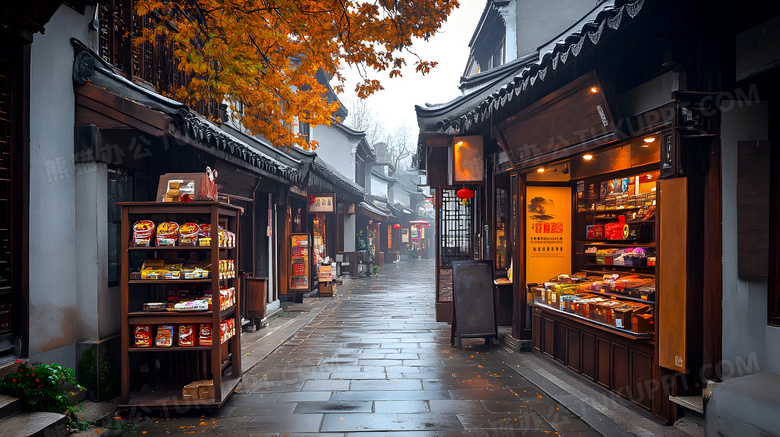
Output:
[537, 168, 545, 173]
[583, 154, 594, 161]
[590, 87, 599, 93]
[643, 137, 656, 143]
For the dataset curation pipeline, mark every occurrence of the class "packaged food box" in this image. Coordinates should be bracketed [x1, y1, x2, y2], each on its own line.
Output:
[631, 307, 654, 333]
[199, 323, 213, 346]
[155, 325, 176, 347]
[156, 172, 217, 202]
[143, 302, 166, 312]
[179, 324, 195, 347]
[134, 324, 152, 347]
[198, 380, 214, 399]
[182, 381, 200, 400]
[613, 303, 641, 330]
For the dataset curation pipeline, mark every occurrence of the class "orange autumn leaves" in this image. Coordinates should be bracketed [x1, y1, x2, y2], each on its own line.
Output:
[135, 0, 458, 150]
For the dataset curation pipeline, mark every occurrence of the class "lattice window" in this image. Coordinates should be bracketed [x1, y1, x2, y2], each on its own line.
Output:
[439, 188, 473, 267]
[98, 0, 221, 120]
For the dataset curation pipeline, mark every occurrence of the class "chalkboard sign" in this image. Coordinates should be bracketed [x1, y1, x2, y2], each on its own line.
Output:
[451, 260, 496, 349]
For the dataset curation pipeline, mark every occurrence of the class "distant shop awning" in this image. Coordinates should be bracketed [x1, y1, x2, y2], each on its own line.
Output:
[359, 201, 391, 222]
[409, 220, 430, 228]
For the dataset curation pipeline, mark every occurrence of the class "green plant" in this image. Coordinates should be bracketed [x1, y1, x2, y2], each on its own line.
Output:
[357, 230, 368, 251]
[71, 418, 92, 431]
[373, 265, 380, 276]
[78, 349, 115, 401]
[0, 360, 85, 423]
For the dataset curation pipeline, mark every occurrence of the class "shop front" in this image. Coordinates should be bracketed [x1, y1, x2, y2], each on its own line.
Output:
[415, 0, 728, 423]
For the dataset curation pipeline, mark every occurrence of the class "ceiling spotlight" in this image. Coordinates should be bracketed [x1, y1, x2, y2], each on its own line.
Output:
[562, 164, 569, 175]
[537, 168, 545, 173]
[643, 137, 656, 143]
[583, 154, 593, 161]
[590, 86, 599, 93]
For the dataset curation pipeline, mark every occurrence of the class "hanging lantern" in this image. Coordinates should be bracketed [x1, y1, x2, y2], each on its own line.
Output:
[456, 187, 474, 200]
[393, 223, 401, 230]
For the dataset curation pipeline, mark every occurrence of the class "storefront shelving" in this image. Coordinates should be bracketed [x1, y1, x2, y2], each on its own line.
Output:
[118, 201, 242, 410]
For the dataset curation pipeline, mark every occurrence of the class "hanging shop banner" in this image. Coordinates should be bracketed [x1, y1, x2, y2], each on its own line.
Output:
[401, 228, 409, 243]
[452, 135, 484, 183]
[526, 186, 572, 284]
[387, 226, 393, 249]
[307, 194, 335, 213]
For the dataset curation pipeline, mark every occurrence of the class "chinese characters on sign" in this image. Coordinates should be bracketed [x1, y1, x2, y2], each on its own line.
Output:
[307, 194, 335, 213]
[526, 186, 572, 284]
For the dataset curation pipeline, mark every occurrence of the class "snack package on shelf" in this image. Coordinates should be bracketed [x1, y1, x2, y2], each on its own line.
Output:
[199, 323, 213, 346]
[154, 325, 176, 347]
[140, 259, 166, 280]
[218, 319, 236, 344]
[156, 222, 179, 246]
[219, 287, 236, 311]
[179, 223, 200, 246]
[179, 324, 195, 347]
[604, 216, 628, 240]
[134, 324, 152, 347]
[198, 223, 212, 247]
[132, 220, 155, 247]
[174, 299, 209, 311]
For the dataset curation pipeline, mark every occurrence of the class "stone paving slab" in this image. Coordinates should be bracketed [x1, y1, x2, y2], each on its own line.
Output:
[129, 260, 611, 435]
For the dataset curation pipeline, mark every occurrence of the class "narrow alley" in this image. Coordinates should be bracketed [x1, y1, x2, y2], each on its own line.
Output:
[128, 259, 601, 436]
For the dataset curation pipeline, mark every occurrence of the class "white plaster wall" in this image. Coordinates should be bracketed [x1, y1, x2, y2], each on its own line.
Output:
[310, 125, 356, 181]
[28, 5, 96, 365]
[76, 162, 110, 341]
[371, 175, 388, 198]
[516, 0, 597, 56]
[393, 186, 410, 208]
[721, 101, 770, 376]
[344, 213, 356, 252]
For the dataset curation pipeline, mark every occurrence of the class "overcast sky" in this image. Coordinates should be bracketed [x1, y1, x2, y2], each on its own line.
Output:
[340, 1, 487, 139]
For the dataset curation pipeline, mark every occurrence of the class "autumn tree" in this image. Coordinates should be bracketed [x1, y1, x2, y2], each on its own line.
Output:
[135, 0, 459, 150]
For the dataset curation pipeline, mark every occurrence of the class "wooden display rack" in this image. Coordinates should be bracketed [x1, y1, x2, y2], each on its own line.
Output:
[119, 201, 242, 410]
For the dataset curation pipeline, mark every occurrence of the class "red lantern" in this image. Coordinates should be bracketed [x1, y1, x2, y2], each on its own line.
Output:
[456, 187, 474, 199]
[393, 223, 401, 230]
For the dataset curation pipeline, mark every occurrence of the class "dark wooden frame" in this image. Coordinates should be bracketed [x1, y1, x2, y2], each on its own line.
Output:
[118, 201, 242, 409]
[770, 142, 780, 326]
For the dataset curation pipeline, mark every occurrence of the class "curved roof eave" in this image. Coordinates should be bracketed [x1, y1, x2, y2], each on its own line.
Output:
[416, 0, 645, 137]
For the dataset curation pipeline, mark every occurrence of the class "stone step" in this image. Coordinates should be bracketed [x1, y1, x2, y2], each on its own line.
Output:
[0, 410, 67, 437]
[0, 394, 24, 421]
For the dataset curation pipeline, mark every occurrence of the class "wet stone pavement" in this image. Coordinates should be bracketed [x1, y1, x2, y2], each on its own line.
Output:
[131, 259, 600, 436]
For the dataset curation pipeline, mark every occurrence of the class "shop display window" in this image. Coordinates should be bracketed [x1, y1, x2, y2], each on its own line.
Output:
[495, 188, 508, 270]
[312, 214, 327, 263]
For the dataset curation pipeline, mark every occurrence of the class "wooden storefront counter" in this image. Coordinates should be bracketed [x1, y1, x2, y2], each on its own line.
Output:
[531, 304, 663, 415]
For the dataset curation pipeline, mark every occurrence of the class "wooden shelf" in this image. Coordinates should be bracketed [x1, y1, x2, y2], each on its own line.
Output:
[128, 279, 212, 284]
[582, 239, 655, 245]
[531, 303, 653, 341]
[120, 201, 241, 409]
[118, 374, 241, 410]
[580, 289, 655, 304]
[128, 346, 213, 352]
[587, 263, 655, 272]
[578, 206, 645, 214]
[128, 306, 235, 323]
[128, 246, 236, 251]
